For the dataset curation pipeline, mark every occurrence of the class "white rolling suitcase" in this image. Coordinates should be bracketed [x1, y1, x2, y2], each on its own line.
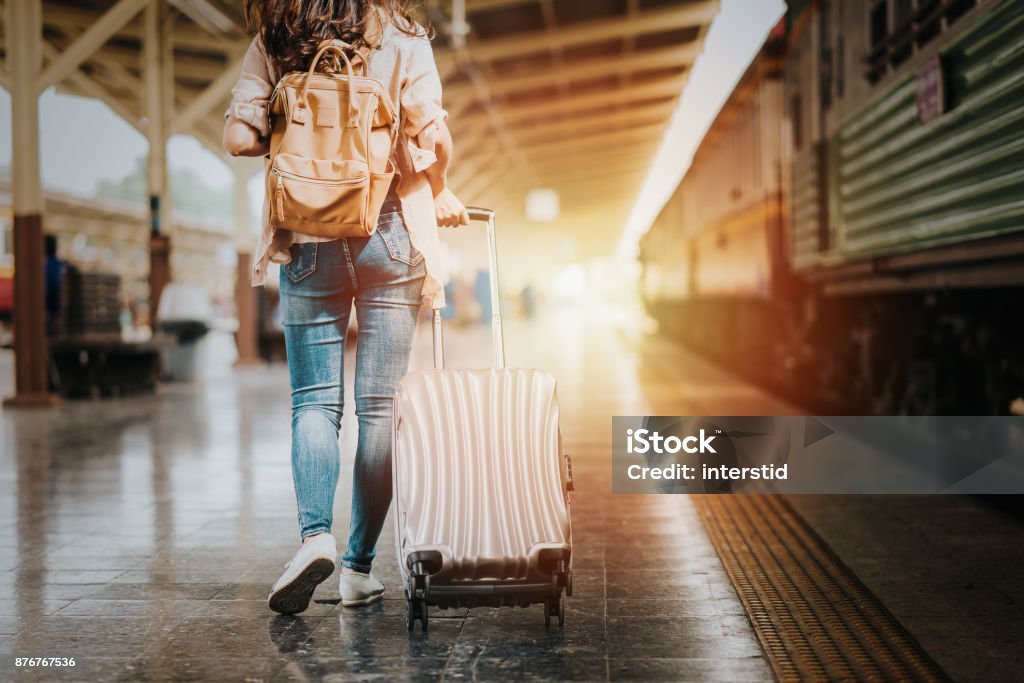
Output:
[392, 208, 573, 631]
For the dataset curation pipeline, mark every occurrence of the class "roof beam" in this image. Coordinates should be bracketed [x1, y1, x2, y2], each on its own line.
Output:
[44, 41, 143, 133]
[558, 187, 646, 209]
[427, 2, 541, 188]
[95, 44, 229, 82]
[172, 49, 245, 133]
[444, 43, 698, 101]
[617, 0, 643, 104]
[41, 6, 248, 54]
[516, 125, 659, 157]
[516, 122, 664, 154]
[463, 0, 537, 12]
[512, 103, 675, 146]
[450, 98, 673, 153]
[455, 162, 519, 202]
[451, 132, 658, 187]
[458, 135, 660, 185]
[52, 34, 226, 159]
[449, 127, 661, 187]
[531, 149, 654, 175]
[531, 144, 655, 164]
[167, 0, 242, 36]
[537, 0, 570, 102]
[538, 163, 652, 186]
[37, 0, 150, 93]
[532, 161, 654, 186]
[464, 2, 718, 62]
[458, 75, 686, 125]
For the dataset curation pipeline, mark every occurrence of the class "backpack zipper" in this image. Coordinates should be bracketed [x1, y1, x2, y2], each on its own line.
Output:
[271, 167, 366, 186]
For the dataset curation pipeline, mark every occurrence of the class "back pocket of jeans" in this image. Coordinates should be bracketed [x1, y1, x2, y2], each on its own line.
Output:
[283, 243, 318, 283]
[376, 214, 423, 267]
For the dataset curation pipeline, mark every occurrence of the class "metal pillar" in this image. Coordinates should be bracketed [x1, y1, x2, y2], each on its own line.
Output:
[3, 0, 58, 407]
[145, 0, 172, 328]
[232, 160, 263, 366]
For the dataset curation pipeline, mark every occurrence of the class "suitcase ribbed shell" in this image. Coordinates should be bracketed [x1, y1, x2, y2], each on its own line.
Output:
[393, 368, 571, 584]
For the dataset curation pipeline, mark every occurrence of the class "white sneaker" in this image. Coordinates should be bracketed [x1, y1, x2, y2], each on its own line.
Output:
[340, 570, 385, 607]
[268, 534, 337, 614]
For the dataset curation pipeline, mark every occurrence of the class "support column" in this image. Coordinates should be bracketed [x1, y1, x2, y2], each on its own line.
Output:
[3, 0, 58, 407]
[233, 160, 263, 366]
[144, 0, 171, 328]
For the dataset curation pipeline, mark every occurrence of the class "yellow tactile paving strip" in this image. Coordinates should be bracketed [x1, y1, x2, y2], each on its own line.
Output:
[695, 495, 950, 682]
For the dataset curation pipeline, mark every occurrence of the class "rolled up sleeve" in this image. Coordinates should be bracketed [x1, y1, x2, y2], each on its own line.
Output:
[402, 36, 448, 173]
[224, 37, 274, 137]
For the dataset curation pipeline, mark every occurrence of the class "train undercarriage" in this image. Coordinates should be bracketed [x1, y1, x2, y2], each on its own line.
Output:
[650, 285, 1024, 416]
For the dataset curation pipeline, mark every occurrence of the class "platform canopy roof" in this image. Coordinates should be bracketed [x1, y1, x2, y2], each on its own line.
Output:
[2, 0, 717, 255]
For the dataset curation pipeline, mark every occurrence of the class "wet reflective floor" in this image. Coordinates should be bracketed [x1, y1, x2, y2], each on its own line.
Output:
[0, 311, 788, 681]
[2, 310, 1022, 681]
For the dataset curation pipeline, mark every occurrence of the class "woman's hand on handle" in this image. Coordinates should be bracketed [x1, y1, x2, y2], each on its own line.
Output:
[434, 187, 470, 228]
[420, 121, 467, 227]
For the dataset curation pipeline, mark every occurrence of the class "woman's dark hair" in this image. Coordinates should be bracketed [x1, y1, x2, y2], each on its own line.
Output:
[244, 0, 430, 74]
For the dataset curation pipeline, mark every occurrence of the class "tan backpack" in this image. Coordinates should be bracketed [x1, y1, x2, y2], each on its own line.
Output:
[267, 40, 399, 238]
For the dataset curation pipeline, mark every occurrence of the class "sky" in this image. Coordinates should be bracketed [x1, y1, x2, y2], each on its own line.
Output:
[0, 89, 233, 194]
[0, 0, 786, 246]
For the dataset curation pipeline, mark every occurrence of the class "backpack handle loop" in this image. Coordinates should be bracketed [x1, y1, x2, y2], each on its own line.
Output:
[297, 40, 364, 127]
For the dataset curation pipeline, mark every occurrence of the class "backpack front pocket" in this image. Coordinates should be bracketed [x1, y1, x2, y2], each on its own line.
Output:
[269, 154, 369, 235]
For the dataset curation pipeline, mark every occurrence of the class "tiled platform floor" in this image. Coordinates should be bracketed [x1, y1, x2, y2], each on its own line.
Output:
[4, 310, 1022, 681]
[0, 311, 790, 682]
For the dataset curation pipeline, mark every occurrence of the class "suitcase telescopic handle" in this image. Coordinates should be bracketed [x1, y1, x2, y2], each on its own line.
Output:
[431, 207, 505, 370]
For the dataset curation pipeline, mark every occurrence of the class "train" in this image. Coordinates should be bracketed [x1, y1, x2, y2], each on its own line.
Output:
[639, 0, 1024, 415]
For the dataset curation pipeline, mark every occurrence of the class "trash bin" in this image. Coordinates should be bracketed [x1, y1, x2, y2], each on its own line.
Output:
[157, 282, 213, 382]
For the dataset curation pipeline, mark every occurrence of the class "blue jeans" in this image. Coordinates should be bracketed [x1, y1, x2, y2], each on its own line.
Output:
[279, 200, 425, 573]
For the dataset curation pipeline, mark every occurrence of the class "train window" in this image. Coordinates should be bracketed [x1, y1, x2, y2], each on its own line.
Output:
[945, 0, 976, 22]
[836, 35, 845, 97]
[0, 218, 12, 263]
[819, 0, 833, 110]
[865, 0, 979, 83]
[869, 1, 888, 48]
[867, 1, 888, 83]
[890, 0, 914, 66]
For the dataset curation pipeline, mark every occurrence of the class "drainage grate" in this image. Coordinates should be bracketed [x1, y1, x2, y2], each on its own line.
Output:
[694, 495, 950, 682]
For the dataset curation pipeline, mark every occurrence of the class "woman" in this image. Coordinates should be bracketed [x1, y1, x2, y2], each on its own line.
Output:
[223, 0, 468, 614]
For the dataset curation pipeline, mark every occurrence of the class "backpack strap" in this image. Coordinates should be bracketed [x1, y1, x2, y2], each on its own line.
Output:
[296, 40, 363, 127]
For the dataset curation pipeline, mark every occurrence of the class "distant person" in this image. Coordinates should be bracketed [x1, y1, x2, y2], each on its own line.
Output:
[441, 280, 457, 320]
[44, 234, 64, 337]
[521, 283, 536, 319]
[223, 0, 469, 614]
[475, 269, 491, 323]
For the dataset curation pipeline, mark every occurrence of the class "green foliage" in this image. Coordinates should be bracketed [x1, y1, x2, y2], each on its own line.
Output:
[95, 156, 233, 226]
[95, 157, 147, 204]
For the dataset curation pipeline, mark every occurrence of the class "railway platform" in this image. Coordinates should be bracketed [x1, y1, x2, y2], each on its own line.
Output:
[1, 1, 1022, 680]
[2, 313, 1021, 682]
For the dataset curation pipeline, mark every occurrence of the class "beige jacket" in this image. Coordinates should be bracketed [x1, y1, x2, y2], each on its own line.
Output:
[225, 17, 449, 307]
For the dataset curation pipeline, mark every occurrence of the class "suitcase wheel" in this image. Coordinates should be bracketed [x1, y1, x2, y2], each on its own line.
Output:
[544, 596, 564, 628]
[405, 596, 415, 631]
[406, 597, 428, 633]
[406, 573, 429, 634]
[544, 561, 569, 627]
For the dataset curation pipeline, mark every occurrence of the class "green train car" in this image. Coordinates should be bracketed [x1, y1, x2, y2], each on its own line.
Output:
[791, 0, 1024, 284]
[641, 0, 1024, 414]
